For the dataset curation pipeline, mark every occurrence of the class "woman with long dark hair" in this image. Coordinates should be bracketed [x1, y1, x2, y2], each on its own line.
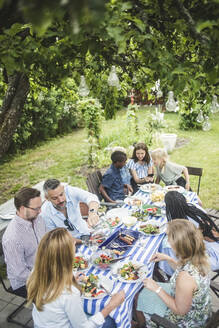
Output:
[158, 191, 219, 275]
[127, 142, 154, 193]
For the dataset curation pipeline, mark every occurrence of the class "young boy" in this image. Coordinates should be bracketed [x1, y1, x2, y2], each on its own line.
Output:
[99, 151, 132, 203]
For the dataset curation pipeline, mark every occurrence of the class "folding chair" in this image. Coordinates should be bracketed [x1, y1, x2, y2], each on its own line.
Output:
[0, 243, 30, 327]
[186, 166, 203, 195]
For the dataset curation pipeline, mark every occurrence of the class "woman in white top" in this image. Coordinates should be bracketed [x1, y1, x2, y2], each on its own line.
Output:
[151, 148, 190, 190]
[27, 228, 125, 328]
[127, 142, 154, 193]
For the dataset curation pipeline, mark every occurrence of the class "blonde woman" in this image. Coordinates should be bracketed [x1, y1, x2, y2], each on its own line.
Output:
[151, 148, 190, 191]
[27, 228, 124, 328]
[134, 220, 211, 328]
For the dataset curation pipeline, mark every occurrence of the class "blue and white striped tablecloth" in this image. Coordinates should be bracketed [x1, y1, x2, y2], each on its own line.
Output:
[80, 190, 198, 328]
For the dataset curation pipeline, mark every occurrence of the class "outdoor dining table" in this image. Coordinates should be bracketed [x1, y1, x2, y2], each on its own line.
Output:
[77, 189, 199, 328]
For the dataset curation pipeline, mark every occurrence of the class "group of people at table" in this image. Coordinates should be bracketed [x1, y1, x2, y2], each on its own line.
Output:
[2, 142, 219, 328]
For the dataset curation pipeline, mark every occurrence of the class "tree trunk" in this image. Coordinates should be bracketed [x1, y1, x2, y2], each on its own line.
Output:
[0, 72, 29, 158]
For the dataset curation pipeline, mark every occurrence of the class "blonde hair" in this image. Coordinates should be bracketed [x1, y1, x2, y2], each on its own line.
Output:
[151, 148, 168, 162]
[27, 228, 80, 311]
[167, 219, 210, 276]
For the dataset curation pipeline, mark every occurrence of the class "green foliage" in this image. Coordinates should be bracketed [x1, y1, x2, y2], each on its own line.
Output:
[1, 0, 219, 158]
[0, 107, 219, 210]
[178, 82, 212, 130]
[9, 78, 82, 151]
[76, 97, 104, 166]
[126, 103, 139, 137]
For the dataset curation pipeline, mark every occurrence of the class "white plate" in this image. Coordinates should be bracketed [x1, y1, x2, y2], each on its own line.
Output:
[150, 190, 165, 203]
[139, 220, 166, 236]
[91, 249, 115, 270]
[80, 274, 109, 299]
[105, 208, 129, 219]
[111, 260, 148, 283]
[0, 213, 14, 220]
[164, 185, 185, 193]
[153, 201, 165, 208]
[121, 215, 137, 227]
[105, 208, 129, 228]
[140, 184, 162, 193]
[124, 197, 143, 207]
[72, 253, 90, 272]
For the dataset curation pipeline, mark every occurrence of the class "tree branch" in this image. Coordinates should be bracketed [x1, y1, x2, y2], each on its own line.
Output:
[175, 0, 209, 45]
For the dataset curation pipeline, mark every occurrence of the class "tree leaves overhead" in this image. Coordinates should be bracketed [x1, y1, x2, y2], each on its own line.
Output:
[0, 0, 219, 157]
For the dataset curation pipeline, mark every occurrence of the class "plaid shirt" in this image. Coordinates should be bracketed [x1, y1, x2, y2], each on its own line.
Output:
[2, 214, 47, 289]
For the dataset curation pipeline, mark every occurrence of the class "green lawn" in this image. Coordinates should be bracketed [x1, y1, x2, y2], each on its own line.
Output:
[0, 107, 218, 209]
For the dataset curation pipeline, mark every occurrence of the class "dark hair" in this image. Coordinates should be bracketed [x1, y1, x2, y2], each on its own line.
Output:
[165, 191, 219, 241]
[43, 179, 60, 196]
[132, 142, 150, 164]
[111, 151, 127, 163]
[14, 187, 41, 210]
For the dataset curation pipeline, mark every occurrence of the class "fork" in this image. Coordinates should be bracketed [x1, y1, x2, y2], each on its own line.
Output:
[110, 242, 133, 248]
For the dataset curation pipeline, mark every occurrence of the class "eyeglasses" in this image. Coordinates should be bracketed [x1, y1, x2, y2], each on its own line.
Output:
[64, 218, 75, 231]
[25, 200, 45, 212]
[26, 206, 42, 212]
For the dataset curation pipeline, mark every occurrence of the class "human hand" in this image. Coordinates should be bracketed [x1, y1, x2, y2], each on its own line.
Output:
[74, 272, 85, 282]
[87, 212, 99, 228]
[150, 252, 169, 263]
[127, 184, 133, 194]
[185, 182, 190, 191]
[142, 278, 159, 293]
[109, 290, 125, 308]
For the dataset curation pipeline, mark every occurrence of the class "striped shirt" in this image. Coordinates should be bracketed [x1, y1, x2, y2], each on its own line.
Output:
[2, 214, 47, 290]
[127, 158, 153, 179]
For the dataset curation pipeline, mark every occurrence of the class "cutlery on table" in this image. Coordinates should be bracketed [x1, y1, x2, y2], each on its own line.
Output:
[109, 243, 133, 249]
[109, 255, 130, 263]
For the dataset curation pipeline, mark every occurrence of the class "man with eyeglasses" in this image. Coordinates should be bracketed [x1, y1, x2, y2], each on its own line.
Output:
[2, 187, 47, 297]
[41, 179, 100, 238]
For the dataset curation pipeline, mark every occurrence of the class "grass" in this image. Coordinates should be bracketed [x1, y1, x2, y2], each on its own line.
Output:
[0, 106, 218, 209]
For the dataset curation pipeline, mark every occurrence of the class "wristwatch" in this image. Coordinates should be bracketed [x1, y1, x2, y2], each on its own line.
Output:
[89, 208, 97, 213]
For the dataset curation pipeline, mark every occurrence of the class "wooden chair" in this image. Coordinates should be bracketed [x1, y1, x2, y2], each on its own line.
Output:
[86, 170, 119, 208]
[86, 170, 103, 201]
[186, 166, 203, 195]
[151, 309, 219, 328]
[0, 243, 30, 327]
[210, 274, 219, 298]
[206, 209, 219, 225]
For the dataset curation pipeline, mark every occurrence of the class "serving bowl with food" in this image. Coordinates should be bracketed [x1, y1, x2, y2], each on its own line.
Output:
[150, 190, 165, 206]
[139, 219, 166, 236]
[130, 209, 148, 222]
[91, 249, 115, 269]
[121, 215, 137, 227]
[72, 253, 90, 271]
[124, 196, 143, 207]
[142, 204, 162, 217]
[80, 274, 108, 299]
[111, 260, 148, 283]
[164, 185, 185, 193]
[140, 183, 162, 193]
